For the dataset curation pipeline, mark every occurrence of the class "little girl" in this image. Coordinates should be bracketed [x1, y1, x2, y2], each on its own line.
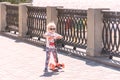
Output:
[43, 22, 63, 72]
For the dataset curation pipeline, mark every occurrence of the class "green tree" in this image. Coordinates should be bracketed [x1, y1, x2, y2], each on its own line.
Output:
[0, 0, 28, 4]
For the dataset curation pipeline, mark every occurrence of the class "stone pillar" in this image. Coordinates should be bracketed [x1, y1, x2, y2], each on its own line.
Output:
[0, 2, 10, 31]
[86, 9, 103, 56]
[46, 6, 58, 27]
[19, 3, 32, 37]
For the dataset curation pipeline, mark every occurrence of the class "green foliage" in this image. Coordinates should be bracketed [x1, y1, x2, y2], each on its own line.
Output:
[0, 0, 27, 4]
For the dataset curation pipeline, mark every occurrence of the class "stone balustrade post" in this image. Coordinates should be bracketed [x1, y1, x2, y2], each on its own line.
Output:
[46, 6, 58, 28]
[19, 3, 32, 37]
[86, 9, 103, 56]
[0, 2, 10, 31]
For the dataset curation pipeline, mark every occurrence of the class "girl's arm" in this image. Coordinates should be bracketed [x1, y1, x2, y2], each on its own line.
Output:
[55, 33, 63, 39]
[43, 34, 48, 38]
[43, 34, 54, 40]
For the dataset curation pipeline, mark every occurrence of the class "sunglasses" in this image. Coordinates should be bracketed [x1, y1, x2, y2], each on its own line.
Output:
[49, 28, 56, 30]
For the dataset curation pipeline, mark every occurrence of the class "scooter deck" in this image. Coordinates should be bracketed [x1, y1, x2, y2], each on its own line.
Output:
[49, 63, 65, 72]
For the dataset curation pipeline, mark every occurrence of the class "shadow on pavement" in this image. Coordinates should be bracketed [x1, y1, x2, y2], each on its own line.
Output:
[40, 71, 59, 77]
[59, 51, 120, 71]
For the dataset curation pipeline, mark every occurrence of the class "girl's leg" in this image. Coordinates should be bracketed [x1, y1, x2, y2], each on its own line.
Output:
[52, 49, 58, 64]
[44, 50, 51, 71]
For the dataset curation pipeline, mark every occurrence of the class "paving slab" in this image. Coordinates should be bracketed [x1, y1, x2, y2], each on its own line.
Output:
[0, 35, 120, 80]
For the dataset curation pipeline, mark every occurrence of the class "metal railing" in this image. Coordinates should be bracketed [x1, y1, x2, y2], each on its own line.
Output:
[3, 4, 120, 58]
[57, 8, 87, 55]
[6, 4, 19, 33]
[26, 6, 47, 45]
[102, 11, 120, 58]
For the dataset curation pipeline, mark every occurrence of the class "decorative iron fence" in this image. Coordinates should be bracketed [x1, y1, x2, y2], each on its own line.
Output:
[6, 4, 19, 33]
[26, 6, 47, 44]
[57, 8, 87, 55]
[4, 3, 120, 58]
[102, 11, 120, 58]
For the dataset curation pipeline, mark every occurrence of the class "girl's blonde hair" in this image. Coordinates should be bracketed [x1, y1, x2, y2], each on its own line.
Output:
[46, 22, 56, 32]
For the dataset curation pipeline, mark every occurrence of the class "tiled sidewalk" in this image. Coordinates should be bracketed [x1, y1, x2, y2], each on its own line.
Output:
[0, 35, 120, 80]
